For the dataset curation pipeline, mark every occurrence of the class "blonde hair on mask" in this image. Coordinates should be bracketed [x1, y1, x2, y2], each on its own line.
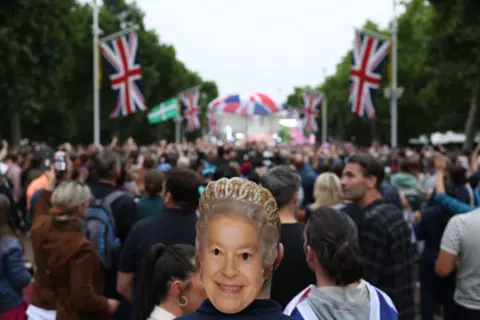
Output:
[196, 178, 280, 268]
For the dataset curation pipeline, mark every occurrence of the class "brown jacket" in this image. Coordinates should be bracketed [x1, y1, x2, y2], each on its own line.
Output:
[30, 191, 110, 319]
[30, 190, 56, 310]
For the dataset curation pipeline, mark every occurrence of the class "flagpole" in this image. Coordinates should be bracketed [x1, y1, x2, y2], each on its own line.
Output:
[92, 0, 100, 146]
[174, 95, 182, 145]
[174, 116, 182, 144]
[244, 114, 249, 143]
[391, 0, 398, 147]
[321, 97, 327, 144]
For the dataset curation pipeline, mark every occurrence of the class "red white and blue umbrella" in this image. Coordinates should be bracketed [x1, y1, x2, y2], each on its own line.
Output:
[208, 92, 281, 116]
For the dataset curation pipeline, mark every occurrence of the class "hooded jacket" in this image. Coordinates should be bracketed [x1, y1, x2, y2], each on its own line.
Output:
[390, 173, 421, 194]
[284, 281, 397, 320]
[29, 191, 109, 320]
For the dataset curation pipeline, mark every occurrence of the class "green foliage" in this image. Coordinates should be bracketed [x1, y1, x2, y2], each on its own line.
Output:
[0, 0, 219, 144]
[278, 126, 292, 142]
[285, 0, 480, 145]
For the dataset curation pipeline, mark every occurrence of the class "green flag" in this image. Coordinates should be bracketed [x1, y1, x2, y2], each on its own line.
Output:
[147, 98, 179, 124]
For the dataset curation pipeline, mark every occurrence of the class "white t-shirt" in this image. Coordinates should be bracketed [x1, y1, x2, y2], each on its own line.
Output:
[441, 210, 480, 310]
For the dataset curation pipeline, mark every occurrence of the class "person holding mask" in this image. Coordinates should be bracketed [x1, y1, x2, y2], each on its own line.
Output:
[176, 177, 290, 320]
[135, 244, 206, 320]
[28, 180, 119, 319]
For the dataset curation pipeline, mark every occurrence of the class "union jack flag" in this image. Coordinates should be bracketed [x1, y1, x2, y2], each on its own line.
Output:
[208, 93, 280, 116]
[349, 30, 390, 119]
[208, 110, 219, 136]
[101, 31, 146, 117]
[180, 87, 200, 132]
[302, 90, 323, 133]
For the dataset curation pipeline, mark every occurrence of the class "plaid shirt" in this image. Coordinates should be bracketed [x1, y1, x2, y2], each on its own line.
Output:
[359, 199, 416, 320]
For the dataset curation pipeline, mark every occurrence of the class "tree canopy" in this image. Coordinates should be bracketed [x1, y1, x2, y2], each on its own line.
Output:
[0, 0, 219, 145]
[286, 0, 480, 146]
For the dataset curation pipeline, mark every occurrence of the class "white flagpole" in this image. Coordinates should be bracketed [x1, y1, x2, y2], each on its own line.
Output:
[244, 115, 248, 143]
[93, 0, 100, 146]
[174, 116, 182, 144]
[391, 0, 398, 147]
[174, 95, 182, 145]
[321, 96, 327, 144]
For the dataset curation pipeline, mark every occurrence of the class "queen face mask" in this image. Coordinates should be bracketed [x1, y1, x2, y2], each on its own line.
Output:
[200, 214, 265, 314]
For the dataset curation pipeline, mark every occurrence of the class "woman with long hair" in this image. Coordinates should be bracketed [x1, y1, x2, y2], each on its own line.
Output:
[0, 194, 32, 320]
[310, 172, 343, 211]
[304, 172, 343, 222]
[135, 243, 206, 320]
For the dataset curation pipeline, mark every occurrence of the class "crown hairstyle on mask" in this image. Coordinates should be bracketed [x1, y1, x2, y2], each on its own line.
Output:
[197, 177, 280, 269]
[199, 177, 279, 223]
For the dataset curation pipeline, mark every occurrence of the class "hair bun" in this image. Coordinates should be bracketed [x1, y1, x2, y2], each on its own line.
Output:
[149, 243, 168, 262]
[330, 239, 363, 285]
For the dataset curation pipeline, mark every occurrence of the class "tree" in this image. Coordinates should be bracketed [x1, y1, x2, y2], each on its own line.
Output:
[394, 0, 436, 142]
[284, 0, 458, 145]
[0, 0, 77, 144]
[0, 0, 220, 145]
[278, 126, 292, 142]
[426, 0, 480, 149]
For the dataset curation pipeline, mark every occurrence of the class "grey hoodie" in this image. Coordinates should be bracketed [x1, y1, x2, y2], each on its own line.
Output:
[306, 282, 370, 320]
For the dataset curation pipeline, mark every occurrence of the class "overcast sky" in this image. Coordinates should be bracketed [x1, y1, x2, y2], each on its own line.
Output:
[97, 0, 398, 103]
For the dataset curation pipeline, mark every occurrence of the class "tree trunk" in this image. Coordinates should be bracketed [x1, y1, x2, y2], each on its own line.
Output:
[463, 79, 479, 151]
[10, 112, 21, 146]
[371, 118, 377, 140]
[336, 113, 345, 140]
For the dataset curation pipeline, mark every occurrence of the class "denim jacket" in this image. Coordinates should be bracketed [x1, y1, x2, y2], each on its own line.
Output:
[0, 236, 32, 312]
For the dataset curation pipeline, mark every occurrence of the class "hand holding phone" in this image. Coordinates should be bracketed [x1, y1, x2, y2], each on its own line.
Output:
[54, 151, 67, 172]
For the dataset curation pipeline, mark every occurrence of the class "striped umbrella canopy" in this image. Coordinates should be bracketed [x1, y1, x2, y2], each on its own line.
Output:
[208, 92, 281, 116]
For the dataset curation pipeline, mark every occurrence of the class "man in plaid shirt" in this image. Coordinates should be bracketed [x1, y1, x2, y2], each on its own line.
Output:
[341, 153, 416, 320]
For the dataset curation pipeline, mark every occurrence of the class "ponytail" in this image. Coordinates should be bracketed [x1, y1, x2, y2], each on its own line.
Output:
[305, 206, 363, 286]
[135, 243, 196, 320]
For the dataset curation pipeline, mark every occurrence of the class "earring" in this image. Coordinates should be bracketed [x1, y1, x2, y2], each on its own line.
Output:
[178, 296, 188, 307]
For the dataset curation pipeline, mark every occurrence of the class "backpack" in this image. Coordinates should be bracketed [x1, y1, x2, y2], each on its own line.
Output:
[84, 191, 124, 269]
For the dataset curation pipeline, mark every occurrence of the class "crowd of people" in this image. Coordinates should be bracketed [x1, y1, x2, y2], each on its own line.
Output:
[0, 137, 480, 320]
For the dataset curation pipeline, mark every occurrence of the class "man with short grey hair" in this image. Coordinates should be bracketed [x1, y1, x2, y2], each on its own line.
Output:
[263, 165, 315, 308]
[262, 165, 301, 214]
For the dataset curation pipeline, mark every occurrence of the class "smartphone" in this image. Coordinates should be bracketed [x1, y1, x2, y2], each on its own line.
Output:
[54, 151, 67, 172]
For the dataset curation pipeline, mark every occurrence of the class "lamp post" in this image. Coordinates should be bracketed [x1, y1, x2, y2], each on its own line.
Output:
[92, 0, 100, 146]
[390, 0, 399, 147]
